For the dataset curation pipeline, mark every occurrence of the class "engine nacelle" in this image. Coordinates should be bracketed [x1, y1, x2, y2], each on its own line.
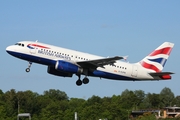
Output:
[47, 66, 73, 77]
[55, 60, 83, 74]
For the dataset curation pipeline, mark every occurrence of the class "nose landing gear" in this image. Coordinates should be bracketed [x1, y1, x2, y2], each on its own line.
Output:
[26, 62, 32, 72]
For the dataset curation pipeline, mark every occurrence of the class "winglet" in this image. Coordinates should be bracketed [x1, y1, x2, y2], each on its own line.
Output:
[123, 56, 128, 61]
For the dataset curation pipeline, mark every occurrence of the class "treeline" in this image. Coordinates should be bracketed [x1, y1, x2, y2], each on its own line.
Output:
[0, 87, 179, 120]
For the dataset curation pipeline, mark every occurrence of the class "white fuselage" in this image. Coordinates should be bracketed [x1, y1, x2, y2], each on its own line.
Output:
[6, 41, 156, 81]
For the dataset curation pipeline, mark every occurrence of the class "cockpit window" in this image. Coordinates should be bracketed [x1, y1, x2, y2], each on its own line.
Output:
[15, 43, 24, 47]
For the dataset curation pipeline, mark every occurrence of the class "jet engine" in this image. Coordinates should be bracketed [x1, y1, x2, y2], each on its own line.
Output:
[47, 66, 73, 77]
[55, 60, 83, 74]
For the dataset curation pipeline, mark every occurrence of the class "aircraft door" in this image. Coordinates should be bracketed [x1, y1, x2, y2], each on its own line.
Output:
[29, 45, 36, 54]
[131, 65, 138, 77]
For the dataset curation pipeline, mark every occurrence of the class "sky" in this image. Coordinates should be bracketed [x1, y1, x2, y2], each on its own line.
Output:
[0, 1, 180, 99]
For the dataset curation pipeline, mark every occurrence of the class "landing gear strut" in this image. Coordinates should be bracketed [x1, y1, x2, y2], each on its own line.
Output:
[76, 75, 82, 86]
[26, 62, 32, 72]
[76, 75, 89, 86]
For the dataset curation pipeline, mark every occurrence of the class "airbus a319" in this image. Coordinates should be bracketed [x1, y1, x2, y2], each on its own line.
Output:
[6, 41, 174, 86]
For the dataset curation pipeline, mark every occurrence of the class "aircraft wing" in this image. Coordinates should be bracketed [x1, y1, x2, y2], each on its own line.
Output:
[77, 56, 125, 69]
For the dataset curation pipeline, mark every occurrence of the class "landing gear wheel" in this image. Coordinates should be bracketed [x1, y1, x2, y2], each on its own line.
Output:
[76, 79, 82, 86]
[82, 77, 89, 84]
[26, 68, 30, 72]
[26, 62, 32, 73]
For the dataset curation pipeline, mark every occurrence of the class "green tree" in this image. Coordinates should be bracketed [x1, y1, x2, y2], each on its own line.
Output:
[3, 89, 18, 119]
[147, 93, 161, 108]
[43, 89, 69, 101]
[0, 90, 6, 119]
[160, 87, 174, 107]
[0, 88, 179, 120]
[87, 95, 102, 105]
[134, 90, 146, 110]
[120, 89, 137, 109]
[68, 98, 86, 116]
[172, 96, 180, 107]
[81, 103, 102, 120]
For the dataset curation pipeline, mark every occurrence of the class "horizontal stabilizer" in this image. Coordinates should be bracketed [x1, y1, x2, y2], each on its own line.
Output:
[149, 72, 174, 80]
[149, 72, 174, 76]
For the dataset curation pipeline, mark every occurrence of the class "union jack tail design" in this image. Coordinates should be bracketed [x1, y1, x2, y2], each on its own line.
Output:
[140, 42, 174, 72]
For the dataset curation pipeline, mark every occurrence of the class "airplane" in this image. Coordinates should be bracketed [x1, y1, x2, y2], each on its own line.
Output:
[6, 41, 174, 86]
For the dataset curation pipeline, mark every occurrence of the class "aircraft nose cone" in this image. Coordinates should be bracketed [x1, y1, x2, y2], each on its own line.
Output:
[6, 46, 11, 53]
[6, 46, 14, 54]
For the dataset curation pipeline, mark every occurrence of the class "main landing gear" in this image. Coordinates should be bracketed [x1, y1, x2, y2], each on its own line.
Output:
[76, 75, 89, 86]
[25, 62, 32, 72]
